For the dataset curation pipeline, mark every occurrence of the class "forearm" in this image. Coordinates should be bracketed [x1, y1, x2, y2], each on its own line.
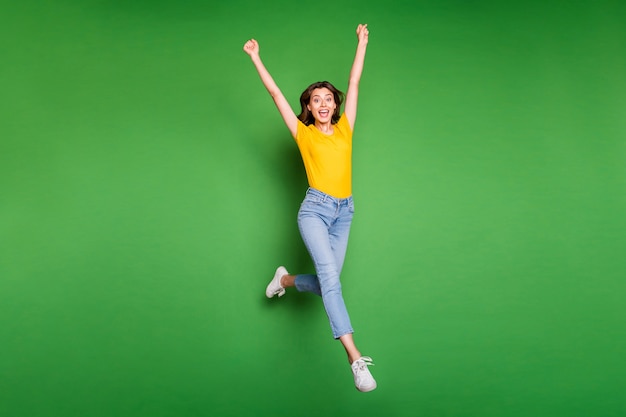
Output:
[348, 42, 368, 87]
[250, 54, 282, 98]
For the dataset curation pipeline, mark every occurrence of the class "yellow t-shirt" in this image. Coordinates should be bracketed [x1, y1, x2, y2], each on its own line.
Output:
[295, 113, 353, 198]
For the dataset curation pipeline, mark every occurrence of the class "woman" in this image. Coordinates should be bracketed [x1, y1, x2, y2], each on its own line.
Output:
[243, 24, 376, 392]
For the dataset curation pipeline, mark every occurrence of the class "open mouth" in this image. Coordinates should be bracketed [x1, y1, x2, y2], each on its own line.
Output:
[319, 109, 330, 118]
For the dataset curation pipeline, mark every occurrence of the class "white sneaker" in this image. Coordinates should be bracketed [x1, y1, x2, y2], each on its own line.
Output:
[351, 356, 377, 392]
[266, 266, 288, 298]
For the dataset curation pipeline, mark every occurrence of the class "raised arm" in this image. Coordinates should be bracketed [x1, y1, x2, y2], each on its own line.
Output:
[344, 24, 369, 130]
[243, 39, 298, 138]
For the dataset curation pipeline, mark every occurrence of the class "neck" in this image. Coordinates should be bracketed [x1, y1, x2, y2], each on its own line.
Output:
[314, 120, 333, 134]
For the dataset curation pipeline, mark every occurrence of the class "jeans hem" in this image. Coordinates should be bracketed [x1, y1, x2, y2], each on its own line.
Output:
[333, 329, 354, 339]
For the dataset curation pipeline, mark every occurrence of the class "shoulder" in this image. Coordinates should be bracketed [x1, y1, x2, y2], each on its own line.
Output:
[336, 114, 353, 137]
[296, 119, 313, 142]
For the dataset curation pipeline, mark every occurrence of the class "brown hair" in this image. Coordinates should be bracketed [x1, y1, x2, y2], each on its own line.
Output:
[297, 81, 345, 126]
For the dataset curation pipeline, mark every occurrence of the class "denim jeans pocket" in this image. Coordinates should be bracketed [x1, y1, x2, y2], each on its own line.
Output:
[304, 194, 324, 205]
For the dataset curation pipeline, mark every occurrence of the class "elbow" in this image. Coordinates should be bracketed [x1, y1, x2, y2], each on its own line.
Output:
[268, 86, 282, 98]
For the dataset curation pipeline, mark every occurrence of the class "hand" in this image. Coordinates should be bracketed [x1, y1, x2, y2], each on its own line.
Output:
[243, 39, 259, 57]
[356, 24, 369, 45]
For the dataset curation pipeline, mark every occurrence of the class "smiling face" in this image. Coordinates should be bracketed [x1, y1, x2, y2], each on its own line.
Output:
[307, 88, 337, 124]
[297, 81, 344, 126]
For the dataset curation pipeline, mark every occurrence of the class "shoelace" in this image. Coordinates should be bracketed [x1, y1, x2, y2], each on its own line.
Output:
[353, 356, 374, 371]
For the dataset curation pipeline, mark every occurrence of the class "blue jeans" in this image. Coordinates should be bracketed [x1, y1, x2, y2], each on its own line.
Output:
[294, 187, 355, 339]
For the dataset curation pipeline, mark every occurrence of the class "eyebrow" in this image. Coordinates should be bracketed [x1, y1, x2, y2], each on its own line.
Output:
[312, 94, 333, 98]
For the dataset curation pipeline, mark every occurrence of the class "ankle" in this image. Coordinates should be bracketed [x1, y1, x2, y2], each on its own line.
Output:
[280, 274, 293, 288]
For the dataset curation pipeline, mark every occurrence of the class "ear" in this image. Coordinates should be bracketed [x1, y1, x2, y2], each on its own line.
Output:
[307, 104, 311, 111]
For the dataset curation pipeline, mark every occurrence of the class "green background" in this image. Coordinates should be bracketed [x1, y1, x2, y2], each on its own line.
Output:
[2, 1, 625, 416]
